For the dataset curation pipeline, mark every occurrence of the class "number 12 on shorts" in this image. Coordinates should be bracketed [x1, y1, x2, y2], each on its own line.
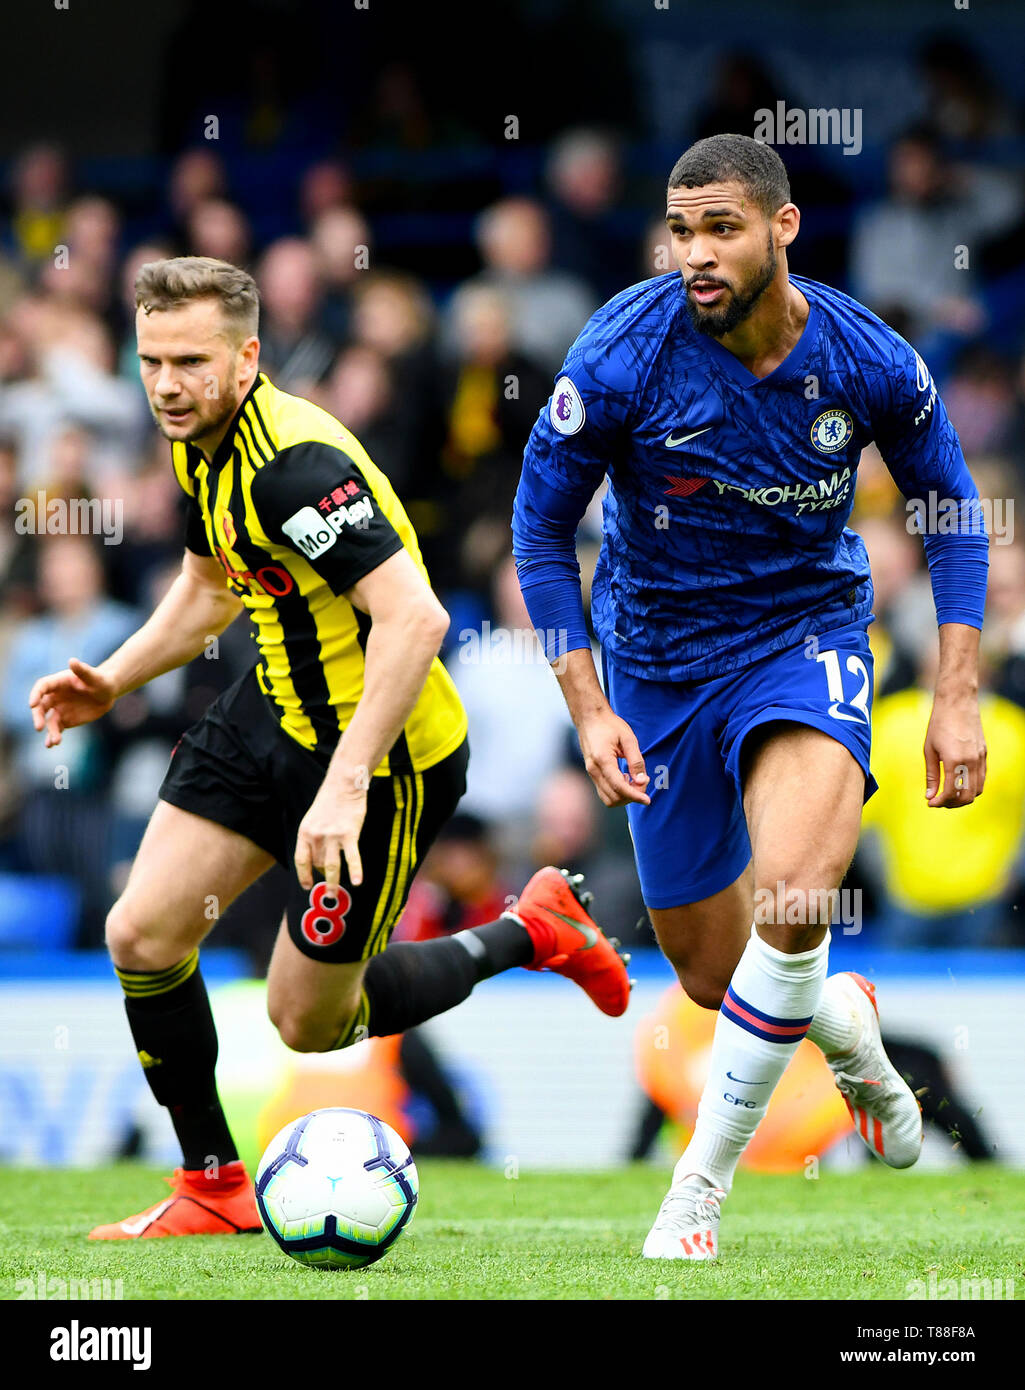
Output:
[816, 648, 871, 724]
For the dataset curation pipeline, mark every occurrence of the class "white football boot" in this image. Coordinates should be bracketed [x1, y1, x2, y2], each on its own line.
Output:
[821, 971, 923, 1168]
[641, 1176, 726, 1261]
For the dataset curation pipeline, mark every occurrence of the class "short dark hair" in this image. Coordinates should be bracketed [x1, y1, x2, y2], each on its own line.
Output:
[667, 134, 790, 217]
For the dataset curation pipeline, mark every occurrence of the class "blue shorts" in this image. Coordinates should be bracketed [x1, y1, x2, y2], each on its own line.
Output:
[603, 619, 877, 910]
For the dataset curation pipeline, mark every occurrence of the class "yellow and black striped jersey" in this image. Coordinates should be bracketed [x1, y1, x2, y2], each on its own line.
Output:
[170, 373, 467, 775]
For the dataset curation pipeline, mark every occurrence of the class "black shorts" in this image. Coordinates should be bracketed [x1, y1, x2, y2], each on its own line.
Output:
[159, 667, 468, 963]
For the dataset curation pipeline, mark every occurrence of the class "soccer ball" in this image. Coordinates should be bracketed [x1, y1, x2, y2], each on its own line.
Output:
[255, 1108, 419, 1269]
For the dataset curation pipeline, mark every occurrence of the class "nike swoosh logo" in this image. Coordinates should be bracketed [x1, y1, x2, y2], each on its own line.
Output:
[548, 907, 599, 948]
[665, 427, 712, 448]
[726, 1071, 768, 1085]
[120, 1197, 175, 1236]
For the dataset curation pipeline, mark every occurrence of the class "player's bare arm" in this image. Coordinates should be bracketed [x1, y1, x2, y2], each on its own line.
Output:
[923, 621, 987, 809]
[293, 548, 450, 893]
[553, 648, 650, 808]
[83, 254, 630, 1251]
[29, 548, 242, 748]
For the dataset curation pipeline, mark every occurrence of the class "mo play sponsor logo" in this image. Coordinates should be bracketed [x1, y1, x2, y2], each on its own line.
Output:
[282, 494, 375, 560]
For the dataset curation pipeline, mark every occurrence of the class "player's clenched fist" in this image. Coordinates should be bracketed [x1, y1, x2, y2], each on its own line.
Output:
[294, 773, 369, 893]
[29, 658, 118, 748]
[577, 708, 652, 808]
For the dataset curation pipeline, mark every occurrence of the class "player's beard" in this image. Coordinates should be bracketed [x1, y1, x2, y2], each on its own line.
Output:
[151, 382, 241, 448]
[685, 232, 777, 338]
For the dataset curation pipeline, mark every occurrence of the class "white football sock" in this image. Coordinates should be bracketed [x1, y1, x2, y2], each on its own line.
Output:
[673, 923, 830, 1192]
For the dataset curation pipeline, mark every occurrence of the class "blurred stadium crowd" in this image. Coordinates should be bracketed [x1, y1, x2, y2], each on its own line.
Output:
[2, 26, 1025, 965]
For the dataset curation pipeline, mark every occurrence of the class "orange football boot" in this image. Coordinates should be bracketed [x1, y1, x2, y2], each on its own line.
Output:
[508, 867, 631, 1017]
[88, 1159, 262, 1239]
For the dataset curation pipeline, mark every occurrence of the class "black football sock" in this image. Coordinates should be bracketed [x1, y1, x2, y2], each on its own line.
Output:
[116, 950, 239, 1172]
[334, 916, 533, 1047]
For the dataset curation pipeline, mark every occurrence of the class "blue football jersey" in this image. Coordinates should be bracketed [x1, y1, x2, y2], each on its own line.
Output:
[513, 271, 982, 682]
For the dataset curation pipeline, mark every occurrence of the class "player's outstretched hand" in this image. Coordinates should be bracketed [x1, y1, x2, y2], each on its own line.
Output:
[578, 709, 651, 808]
[29, 658, 117, 748]
[295, 771, 369, 894]
[923, 694, 987, 809]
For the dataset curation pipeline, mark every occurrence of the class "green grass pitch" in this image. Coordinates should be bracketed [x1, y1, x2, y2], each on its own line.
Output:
[1, 1163, 1023, 1301]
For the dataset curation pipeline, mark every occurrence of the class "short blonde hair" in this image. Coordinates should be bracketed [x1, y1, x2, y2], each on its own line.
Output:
[135, 255, 259, 344]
